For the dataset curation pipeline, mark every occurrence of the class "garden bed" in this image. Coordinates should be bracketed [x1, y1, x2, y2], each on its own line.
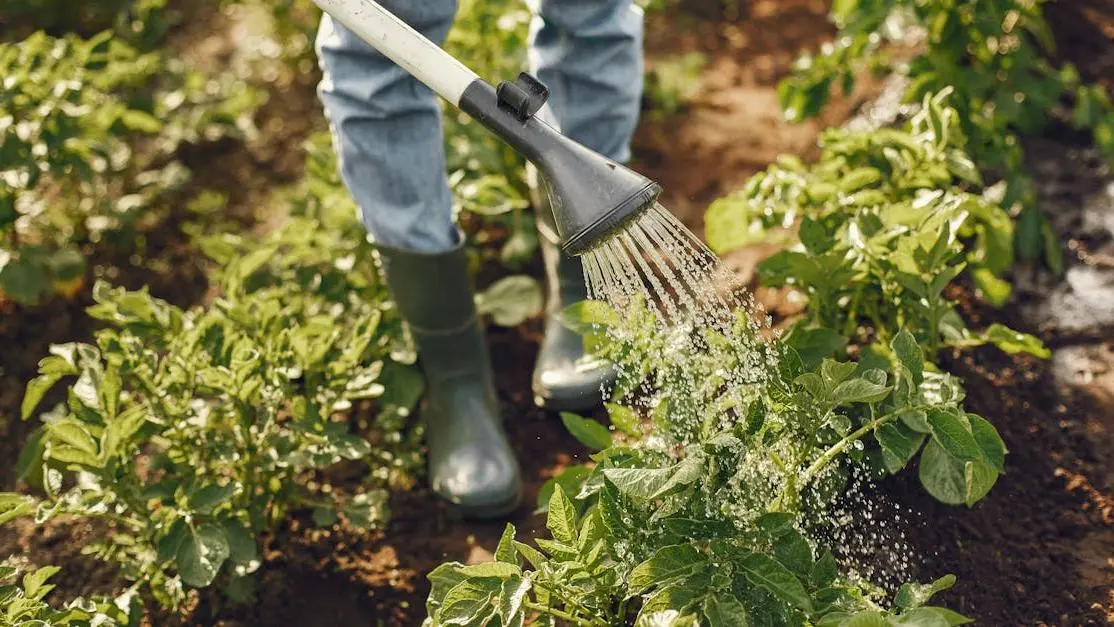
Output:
[2, 1, 1113, 625]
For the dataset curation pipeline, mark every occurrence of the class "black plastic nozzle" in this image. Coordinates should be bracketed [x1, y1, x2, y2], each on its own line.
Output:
[459, 74, 662, 256]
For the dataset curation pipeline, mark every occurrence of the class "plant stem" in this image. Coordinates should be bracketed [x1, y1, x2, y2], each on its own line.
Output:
[522, 600, 605, 627]
[530, 582, 608, 625]
[797, 409, 906, 490]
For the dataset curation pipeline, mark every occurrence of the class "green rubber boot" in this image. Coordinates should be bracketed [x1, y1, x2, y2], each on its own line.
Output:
[528, 159, 618, 411]
[376, 235, 522, 519]
[532, 238, 617, 410]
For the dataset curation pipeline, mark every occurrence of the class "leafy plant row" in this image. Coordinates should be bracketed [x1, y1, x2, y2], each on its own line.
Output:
[1, 138, 426, 614]
[706, 90, 1048, 362]
[0, 28, 260, 305]
[779, 0, 1114, 269]
[426, 293, 994, 625]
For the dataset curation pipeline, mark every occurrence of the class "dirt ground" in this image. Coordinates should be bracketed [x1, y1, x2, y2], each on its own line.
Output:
[2, 1, 1114, 625]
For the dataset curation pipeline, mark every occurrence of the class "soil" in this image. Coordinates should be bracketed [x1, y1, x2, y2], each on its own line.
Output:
[3, 1, 1114, 626]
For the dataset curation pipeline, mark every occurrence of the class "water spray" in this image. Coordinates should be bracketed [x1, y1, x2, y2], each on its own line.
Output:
[312, 0, 663, 256]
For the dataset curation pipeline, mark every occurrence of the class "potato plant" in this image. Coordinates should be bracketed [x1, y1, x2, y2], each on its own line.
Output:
[0, 152, 423, 609]
[424, 297, 995, 625]
[706, 91, 1048, 360]
[778, 0, 1114, 267]
[0, 563, 135, 626]
[0, 29, 260, 306]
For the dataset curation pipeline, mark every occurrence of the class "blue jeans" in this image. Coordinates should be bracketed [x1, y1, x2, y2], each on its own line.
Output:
[316, 0, 644, 253]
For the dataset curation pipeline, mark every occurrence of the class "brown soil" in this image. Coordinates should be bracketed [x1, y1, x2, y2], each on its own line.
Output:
[630, 0, 876, 234]
[4, 1, 1114, 626]
[896, 328, 1114, 625]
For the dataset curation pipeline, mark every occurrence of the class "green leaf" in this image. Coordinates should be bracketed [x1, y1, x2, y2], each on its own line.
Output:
[926, 409, 981, 461]
[891, 330, 924, 386]
[0, 255, 51, 305]
[877, 422, 928, 474]
[602, 467, 674, 501]
[438, 578, 500, 625]
[15, 429, 46, 486]
[900, 409, 931, 434]
[773, 530, 814, 576]
[560, 412, 612, 450]
[498, 575, 530, 625]
[892, 608, 950, 626]
[48, 444, 102, 468]
[786, 326, 847, 370]
[222, 520, 260, 577]
[45, 419, 97, 455]
[968, 414, 1005, 471]
[703, 594, 750, 626]
[981, 324, 1049, 358]
[189, 482, 240, 514]
[101, 405, 148, 459]
[343, 491, 389, 530]
[901, 607, 972, 625]
[494, 523, 517, 564]
[737, 551, 813, 612]
[546, 485, 578, 546]
[799, 216, 834, 254]
[459, 562, 521, 579]
[918, 440, 966, 505]
[1016, 205, 1042, 263]
[22, 566, 60, 600]
[475, 276, 543, 327]
[22, 375, 64, 420]
[653, 454, 704, 499]
[120, 110, 163, 133]
[312, 507, 338, 527]
[830, 378, 890, 404]
[100, 366, 121, 419]
[970, 267, 1012, 308]
[536, 464, 590, 514]
[638, 569, 714, 620]
[512, 542, 548, 570]
[628, 544, 703, 595]
[562, 300, 620, 333]
[0, 493, 34, 525]
[810, 550, 838, 587]
[841, 611, 889, 626]
[606, 402, 642, 437]
[177, 524, 231, 588]
[894, 574, 956, 609]
[378, 361, 424, 410]
[158, 519, 188, 564]
[820, 359, 858, 387]
[964, 459, 998, 507]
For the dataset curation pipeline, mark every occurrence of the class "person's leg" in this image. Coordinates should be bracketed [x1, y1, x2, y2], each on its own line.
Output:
[316, 2, 521, 518]
[527, 0, 644, 410]
[527, 0, 644, 162]
[316, 2, 457, 253]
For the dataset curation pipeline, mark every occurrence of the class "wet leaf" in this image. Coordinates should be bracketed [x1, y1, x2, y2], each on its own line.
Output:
[177, 524, 231, 588]
[560, 412, 611, 451]
[475, 275, 543, 327]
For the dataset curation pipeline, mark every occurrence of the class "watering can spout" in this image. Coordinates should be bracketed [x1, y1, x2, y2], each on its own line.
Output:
[458, 76, 662, 256]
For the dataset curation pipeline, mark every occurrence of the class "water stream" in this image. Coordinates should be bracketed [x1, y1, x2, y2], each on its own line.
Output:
[579, 202, 918, 593]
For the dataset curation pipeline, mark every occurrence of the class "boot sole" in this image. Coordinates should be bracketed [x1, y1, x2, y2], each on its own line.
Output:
[454, 489, 523, 521]
[533, 388, 606, 413]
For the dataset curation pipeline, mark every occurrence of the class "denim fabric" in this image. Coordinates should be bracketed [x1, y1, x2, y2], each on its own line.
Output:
[316, 0, 644, 253]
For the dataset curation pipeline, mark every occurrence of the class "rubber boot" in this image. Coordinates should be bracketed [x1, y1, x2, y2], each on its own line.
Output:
[376, 235, 522, 519]
[532, 237, 617, 410]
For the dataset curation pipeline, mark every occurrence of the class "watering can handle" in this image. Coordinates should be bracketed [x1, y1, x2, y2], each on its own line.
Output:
[313, 0, 481, 105]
